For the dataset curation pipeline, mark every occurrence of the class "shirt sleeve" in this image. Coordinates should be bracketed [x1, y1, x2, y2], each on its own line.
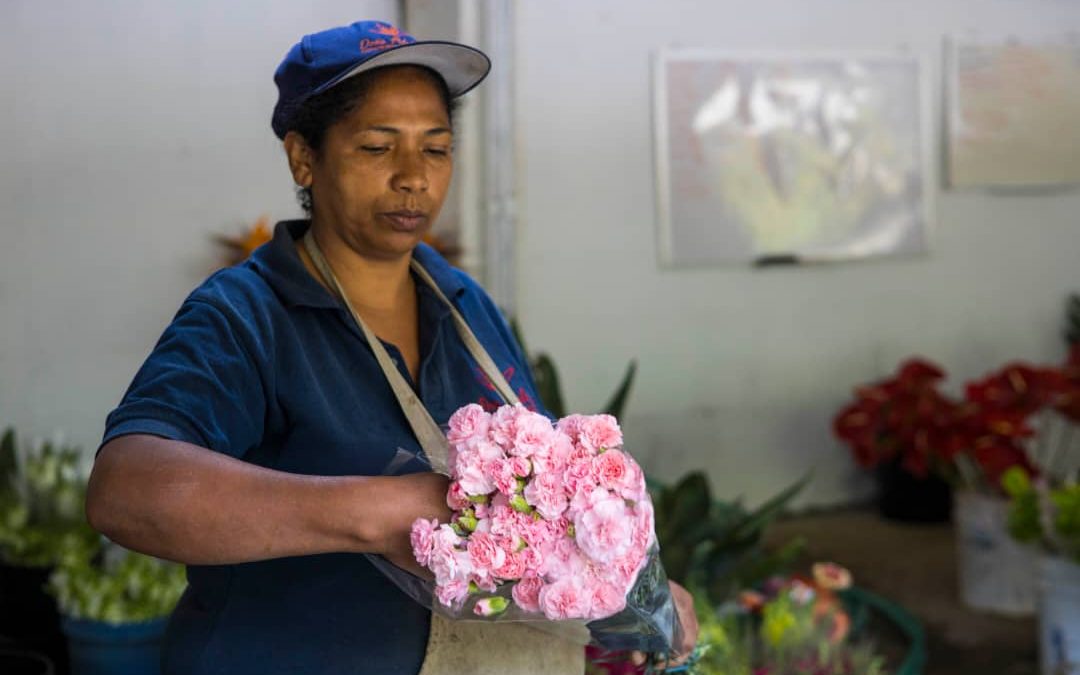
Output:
[102, 297, 268, 459]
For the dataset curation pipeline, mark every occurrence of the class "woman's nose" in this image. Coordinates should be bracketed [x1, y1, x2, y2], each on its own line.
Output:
[392, 152, 428, 193]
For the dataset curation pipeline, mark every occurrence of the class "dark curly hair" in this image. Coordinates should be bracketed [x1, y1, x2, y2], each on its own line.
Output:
[284, 66, 459, 216]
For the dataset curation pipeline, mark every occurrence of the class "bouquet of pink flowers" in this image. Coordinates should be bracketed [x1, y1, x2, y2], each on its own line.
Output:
[410, 404, 657, 623]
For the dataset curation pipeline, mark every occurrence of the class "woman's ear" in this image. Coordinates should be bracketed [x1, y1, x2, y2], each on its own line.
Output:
[283, 131, 315, 188]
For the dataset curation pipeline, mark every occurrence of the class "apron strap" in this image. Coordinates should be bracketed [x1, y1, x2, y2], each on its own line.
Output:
[301, 229, 519, 475]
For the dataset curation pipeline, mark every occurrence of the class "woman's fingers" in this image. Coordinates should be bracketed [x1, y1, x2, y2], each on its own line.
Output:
[669, 580, 699, 657]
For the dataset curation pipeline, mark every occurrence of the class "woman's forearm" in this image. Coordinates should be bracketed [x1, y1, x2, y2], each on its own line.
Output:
[86, 434, 435, 565]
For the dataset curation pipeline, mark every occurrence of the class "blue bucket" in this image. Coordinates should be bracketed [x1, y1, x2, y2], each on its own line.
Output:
[61, 617, 167, 675]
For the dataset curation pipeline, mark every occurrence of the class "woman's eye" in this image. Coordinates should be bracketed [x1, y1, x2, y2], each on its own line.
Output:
[360, 145, 389, 154]
[425, 147, 450, 157]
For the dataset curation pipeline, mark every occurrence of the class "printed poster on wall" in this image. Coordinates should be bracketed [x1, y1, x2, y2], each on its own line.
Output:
[653, 50, 929, 267]
[947, 33, 1080, 189]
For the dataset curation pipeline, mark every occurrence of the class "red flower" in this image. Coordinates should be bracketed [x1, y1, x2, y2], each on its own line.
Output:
[965, 362, 1070, 417]
[832, 358, 959, 475]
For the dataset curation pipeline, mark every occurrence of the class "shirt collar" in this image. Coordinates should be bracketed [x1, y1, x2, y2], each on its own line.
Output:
[250, 220, 466, 309]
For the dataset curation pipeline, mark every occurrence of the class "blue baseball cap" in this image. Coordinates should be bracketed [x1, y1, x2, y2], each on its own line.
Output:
[271, 20, 491, 139]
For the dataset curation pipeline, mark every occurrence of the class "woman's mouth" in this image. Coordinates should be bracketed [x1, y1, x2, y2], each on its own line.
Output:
[382, 210, 427, 232]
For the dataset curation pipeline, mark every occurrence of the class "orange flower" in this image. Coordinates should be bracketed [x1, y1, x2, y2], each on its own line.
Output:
[216, 216, 272, 265]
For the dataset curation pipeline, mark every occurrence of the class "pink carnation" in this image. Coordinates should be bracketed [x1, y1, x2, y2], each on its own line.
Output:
[410, 518, 438, 567]
[512, 576, 544, 613]
[523, 470, 569, 520]
[466, 531, 506, 577]
[511, 412, 556, 458]
[430, 546, 472, 586]
[556, 414, 588, 445]
[435, 579, 471, 608]
[587, 579, 628, 618]
[455, 449, 495, 496]
[563, 453, 596, 497]
[579, 414, 623, 452]
[618, 456, 648, 501]
[491, 458, 521, 496]
[447, 403, 491, 447]
[539, 577, 592, 620]
[592, 449, 632, 493]
[490, 404, 525, 448]
[541, 537, 588, 579]
[532, 431, 573, 475]
[446, 481, 470, 510]
[519, 545, 544, 575]
[494, 550, 527, 580]
[574, 492, 635, 565]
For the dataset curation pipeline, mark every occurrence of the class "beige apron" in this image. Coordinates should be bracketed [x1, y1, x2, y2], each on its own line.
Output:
[302, 231, 585, 675]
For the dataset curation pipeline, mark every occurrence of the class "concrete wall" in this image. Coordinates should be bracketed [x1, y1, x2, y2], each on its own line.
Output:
[0, 0, 398, 454]
[513, 0, 1080, 506]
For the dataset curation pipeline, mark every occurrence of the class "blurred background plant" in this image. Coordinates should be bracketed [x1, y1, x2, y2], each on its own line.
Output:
[1002, 466, 1080, 564]
[47, 539, 187, 625]
[689, 564, 889, 675]
[0, 427, 98, 568]
[650, 471, 807, 606]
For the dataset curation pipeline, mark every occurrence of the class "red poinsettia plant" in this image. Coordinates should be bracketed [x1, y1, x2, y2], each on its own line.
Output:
[833, 348, 1080, 494]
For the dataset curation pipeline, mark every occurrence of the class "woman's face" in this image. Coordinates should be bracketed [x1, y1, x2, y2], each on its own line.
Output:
[293, 66, 453, 261]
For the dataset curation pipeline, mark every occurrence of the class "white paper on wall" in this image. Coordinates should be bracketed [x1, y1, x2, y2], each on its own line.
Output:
[947, 33, 1080, 189]
[653, 51, 929, 267]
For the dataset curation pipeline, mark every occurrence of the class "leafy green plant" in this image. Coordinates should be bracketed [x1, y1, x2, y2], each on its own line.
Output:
[0, 427, 98, 567]
[651, 471, 808, 605]
[510, 319, 637, 419]
[48, 540, 187, 624]
[1003, 466, 1080, 563]
[691, 606, 888, 675]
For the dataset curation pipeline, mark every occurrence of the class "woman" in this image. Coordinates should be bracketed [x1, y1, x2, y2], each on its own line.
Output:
[87, 20, 697, 675]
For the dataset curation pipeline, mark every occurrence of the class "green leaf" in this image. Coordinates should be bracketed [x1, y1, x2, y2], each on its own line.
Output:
[531, 354, 566, 419]
[1067, 293, 1080, 346]
[0, 428, 16, 484]
[725, 473, 809, 543]
[657, 472, 713, 537]
[601, 360, 638, 419]
[508, 317, 530, 358]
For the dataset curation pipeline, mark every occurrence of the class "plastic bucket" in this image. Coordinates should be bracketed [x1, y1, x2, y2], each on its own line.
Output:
[954, 491, 1037, 616]
[1039, 555, 1080, 675]
[61, 616, 167, 675]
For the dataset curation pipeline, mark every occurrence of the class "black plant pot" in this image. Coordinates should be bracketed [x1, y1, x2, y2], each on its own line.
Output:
[0, 563, 68, 674]
[875, 461, 953, 523]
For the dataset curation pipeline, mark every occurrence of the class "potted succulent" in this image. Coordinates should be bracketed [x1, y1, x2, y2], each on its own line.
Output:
[47, 537, 187, 675]
[0, 427, 98, 672]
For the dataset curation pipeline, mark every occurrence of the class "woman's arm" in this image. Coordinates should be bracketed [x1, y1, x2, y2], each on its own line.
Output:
[87, 434, 450, 568]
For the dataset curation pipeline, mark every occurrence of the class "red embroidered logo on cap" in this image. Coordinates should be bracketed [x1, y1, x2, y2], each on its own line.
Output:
[359, 23, 412, 54]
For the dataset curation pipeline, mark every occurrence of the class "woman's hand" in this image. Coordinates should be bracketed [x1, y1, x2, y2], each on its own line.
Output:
[630, 580, 699, 671]
[373, 472, 453, 576]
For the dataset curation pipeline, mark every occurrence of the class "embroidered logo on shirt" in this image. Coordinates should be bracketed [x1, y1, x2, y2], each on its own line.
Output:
[474, 365, 537, 412]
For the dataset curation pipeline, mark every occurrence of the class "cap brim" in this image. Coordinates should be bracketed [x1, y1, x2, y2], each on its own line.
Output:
[314, 41, 491, 99]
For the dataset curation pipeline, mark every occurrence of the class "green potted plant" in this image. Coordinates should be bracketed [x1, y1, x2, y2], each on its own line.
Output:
[47, 537, 187, 675]
[0, 427, 98, 671]
[1002, 465, 1080, 675]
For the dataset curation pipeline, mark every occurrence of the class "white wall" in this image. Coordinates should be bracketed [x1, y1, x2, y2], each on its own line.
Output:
[0, 1, 399, 454]
[514, 0, 1080, 507]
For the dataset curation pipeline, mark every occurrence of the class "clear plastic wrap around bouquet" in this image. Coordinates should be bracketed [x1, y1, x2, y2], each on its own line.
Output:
[369, 404, 679, 653]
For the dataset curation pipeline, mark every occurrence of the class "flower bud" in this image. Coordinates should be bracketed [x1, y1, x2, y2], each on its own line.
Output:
[473, 596, 510, 617]
[509, 494, 532, 514]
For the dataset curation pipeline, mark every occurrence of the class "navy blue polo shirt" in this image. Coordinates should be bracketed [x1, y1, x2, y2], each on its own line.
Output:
[102, 220, 543, 675]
